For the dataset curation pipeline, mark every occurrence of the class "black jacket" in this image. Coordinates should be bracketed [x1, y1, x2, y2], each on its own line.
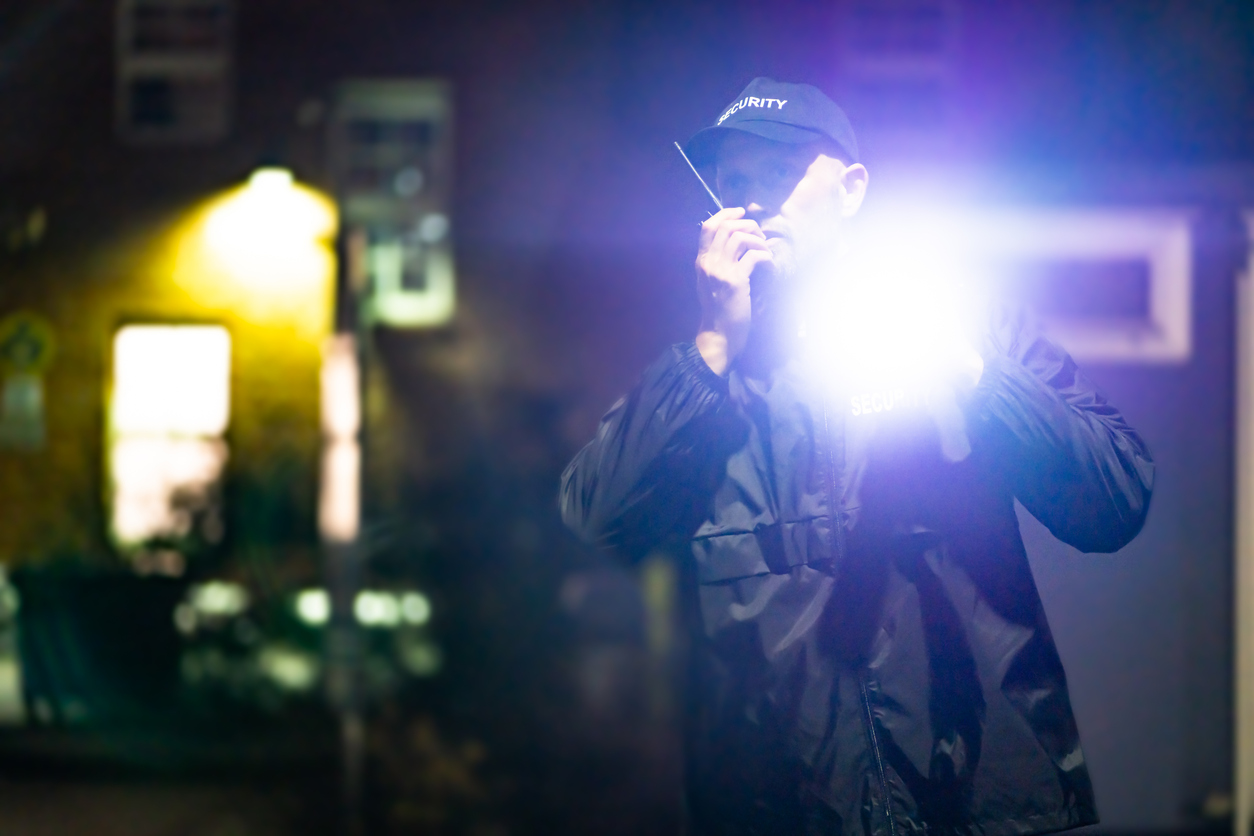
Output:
[560, 307, 1154, 836]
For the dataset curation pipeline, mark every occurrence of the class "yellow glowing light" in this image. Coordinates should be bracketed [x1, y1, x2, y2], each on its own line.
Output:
[249, 167, 293, 191]
[172, 168, 337, 341]
[202, 167, 336, 293]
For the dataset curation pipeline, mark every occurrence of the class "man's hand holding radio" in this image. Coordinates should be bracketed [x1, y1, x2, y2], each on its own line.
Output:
[692, 205, 986, 465]
[695, 207, 772, 376]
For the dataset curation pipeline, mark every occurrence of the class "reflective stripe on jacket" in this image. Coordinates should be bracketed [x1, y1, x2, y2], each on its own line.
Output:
[560, 308, 1154, 836]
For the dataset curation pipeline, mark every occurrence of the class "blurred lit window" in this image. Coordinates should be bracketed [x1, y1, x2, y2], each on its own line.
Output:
[115, 0, 234, 145]
[972, 210, 1192, 363]
[858, 206, 1192, 363]
[109, 325, 231, 558]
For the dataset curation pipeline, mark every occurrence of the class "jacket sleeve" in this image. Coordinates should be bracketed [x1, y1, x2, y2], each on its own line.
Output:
[560, 342, 737, 556]
[967, 307, 1155, 553]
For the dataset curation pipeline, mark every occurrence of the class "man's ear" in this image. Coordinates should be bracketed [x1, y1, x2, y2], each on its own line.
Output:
[840, 164, 869, 217]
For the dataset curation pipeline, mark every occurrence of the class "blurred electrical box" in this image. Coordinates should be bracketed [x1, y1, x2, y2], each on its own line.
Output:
[330, 80, 456, 328]
[114, 0, 234, 145]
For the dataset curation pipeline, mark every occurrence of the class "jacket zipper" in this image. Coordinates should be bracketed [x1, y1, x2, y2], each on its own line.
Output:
[824, 401, 895, 836]
[820, 402, 846, 567]
[860, 675, 897, 836]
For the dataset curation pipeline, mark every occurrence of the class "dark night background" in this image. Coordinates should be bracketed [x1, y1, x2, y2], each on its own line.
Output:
[1, 1, 1253, 834]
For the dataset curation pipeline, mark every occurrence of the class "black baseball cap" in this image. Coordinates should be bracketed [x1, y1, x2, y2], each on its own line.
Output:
[684, 78, 859, 167]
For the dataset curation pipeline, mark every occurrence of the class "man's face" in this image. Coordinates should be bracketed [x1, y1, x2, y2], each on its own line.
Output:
[714, 132, 867, 283]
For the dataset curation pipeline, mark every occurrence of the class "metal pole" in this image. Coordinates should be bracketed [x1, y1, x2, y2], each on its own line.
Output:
[321, 225, 368, 836]
[1235, 212, 1254, 836]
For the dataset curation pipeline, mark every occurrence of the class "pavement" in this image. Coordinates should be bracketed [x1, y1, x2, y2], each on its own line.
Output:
[0, 779, 310, 836]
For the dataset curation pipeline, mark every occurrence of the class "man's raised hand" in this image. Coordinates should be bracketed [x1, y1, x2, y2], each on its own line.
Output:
[694, 207, 773, 375]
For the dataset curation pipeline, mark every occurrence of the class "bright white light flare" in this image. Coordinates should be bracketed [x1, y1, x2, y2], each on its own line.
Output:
[800, 213, 981, 395]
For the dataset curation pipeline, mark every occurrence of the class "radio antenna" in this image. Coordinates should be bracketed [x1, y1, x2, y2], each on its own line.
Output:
[674, 142, 724, 212]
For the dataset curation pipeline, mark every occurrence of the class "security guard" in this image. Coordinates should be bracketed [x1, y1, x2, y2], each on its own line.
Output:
[561, 78, 1153, 836]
